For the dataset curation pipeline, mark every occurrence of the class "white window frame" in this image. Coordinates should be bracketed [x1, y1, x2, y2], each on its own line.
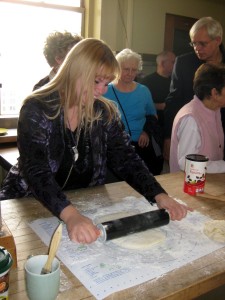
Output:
[0, 0, 84, 121]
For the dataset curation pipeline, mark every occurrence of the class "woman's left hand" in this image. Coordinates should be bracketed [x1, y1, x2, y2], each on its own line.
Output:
[154, 193, 193, 221]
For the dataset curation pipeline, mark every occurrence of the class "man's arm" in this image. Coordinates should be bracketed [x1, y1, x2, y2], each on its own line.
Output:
[163, 53, 200, 161]
[163, 57, 184, 161]
[164, 57, 185, 139]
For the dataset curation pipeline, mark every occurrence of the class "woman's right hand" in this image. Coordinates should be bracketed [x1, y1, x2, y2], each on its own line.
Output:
[138, 131, 149, 148]
[60, 205, 100, 244]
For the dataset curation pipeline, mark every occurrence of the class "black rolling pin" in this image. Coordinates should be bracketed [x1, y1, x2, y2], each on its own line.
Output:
[97, 209, 170, 242]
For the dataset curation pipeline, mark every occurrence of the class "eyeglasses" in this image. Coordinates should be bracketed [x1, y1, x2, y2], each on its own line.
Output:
[189, 40, 213, 48]
[122, 68, 138, 73]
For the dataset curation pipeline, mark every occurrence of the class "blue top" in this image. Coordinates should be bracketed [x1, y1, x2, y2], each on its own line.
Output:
[104, 83, 156, 141]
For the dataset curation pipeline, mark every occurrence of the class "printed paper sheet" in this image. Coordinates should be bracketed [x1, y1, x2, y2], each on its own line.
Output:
[29, 196, 225, 299]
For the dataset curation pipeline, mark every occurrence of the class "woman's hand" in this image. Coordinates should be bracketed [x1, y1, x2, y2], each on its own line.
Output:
[154, 193, 193, 221]
[138, 131, 149, 148]
[60, 205, 100, 244]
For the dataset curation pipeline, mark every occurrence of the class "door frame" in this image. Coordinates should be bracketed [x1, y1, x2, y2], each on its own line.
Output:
[164, 14, 198, 52]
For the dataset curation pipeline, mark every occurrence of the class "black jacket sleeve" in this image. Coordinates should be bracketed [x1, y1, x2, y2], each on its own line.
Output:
[164, 52, 202, 138]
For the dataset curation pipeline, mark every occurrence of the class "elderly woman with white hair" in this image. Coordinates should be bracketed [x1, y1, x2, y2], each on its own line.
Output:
[104, 48, 163, 175]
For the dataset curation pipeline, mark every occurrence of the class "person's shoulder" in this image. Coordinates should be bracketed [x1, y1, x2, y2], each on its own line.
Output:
[136, 83, 152, 99]
[176, 51, 200, 64]
[176, 97, 196, 115]
[20, 98, 43, 120]
[94, 98, 110, 110]
[141, 72, 157, 82]
[33, 76, 50, 91]
[103, 83, 114, 98]
[94, 99, 117, 120]
[22, 91, 60, 111]
[136, 82, 148, 88]
[136, 82, 150, 92]
[106, 83, 114, 90]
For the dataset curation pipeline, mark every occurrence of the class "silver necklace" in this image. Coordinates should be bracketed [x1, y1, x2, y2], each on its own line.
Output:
[68, 122, 82, 162]
[61, 123, 82, 189]
[72, 145, 79, 162]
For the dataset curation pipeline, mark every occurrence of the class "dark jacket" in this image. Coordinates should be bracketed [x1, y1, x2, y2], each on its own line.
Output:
[0, 94, 166, 217]
[164, 45, 225, 139]
[33, 75, 50, 91]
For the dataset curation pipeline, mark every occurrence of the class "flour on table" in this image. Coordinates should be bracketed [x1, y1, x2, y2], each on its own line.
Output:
[203, 220, 225, 243]
[112, 228, 166, 250]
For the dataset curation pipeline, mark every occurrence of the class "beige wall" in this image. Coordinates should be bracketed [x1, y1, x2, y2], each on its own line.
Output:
[84, 0, 102, 38]
[85, 0, 225, 55]
[132, 0, 225, 53]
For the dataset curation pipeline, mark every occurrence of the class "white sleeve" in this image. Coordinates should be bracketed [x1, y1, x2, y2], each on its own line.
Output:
[177, 116, 201, 171]
[177, 115, 225, 173]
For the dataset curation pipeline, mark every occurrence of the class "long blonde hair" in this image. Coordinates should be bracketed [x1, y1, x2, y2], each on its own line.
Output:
[24, 38, 120, 130]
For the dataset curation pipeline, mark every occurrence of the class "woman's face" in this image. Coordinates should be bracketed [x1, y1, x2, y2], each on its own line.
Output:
[94, 76, 112, 99]
[120, 58, 138, 84]
[214, 87, 225, 108]
[76, 74, 112, 105]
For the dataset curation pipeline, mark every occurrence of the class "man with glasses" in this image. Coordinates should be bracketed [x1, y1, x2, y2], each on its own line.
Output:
[163, 17, 225, 164]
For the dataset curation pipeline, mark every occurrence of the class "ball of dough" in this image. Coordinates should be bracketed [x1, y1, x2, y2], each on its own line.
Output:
[203, 220, 225, 243]
[112, 228, 166, 250]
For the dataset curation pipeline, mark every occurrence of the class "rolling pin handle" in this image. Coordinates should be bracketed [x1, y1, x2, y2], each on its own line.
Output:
[97, 224, 107, 243]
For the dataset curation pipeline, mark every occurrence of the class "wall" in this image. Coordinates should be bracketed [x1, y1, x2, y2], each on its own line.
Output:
[84, 0, 102, 38]
[86, 0, 225, 54]
[131, 0, 225, 54]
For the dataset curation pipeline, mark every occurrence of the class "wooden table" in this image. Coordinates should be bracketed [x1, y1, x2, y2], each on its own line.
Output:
[3, 172, 225, 300]
[0, 145, 18, 171]
[0, 129, 17, 144]
[0, 128, 18, 172]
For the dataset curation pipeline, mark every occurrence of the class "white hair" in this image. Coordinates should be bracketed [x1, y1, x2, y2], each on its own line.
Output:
[190, 16, 223, 40]
[116, 48, 143, 71]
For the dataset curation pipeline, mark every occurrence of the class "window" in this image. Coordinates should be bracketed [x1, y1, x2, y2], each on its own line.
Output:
[0, 0, 84, 115]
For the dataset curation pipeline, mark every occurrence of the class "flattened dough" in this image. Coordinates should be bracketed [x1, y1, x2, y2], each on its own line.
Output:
[203, 220, 225, 243]
[112, 228, 166, 250]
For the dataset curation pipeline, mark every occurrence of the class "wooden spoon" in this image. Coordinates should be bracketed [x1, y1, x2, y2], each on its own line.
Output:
[41, 222, 63, 274]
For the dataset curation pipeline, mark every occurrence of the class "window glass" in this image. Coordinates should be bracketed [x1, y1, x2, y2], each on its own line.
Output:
[0, 1, 82, 115]
[17, 1, 81, 7]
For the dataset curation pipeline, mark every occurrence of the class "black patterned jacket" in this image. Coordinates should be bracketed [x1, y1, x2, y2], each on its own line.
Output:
[0, 93, 166, 217]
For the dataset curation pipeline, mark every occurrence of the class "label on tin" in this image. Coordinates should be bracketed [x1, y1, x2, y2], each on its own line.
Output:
[0, 273, 9, 299]
[184, 154, 208, 195]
